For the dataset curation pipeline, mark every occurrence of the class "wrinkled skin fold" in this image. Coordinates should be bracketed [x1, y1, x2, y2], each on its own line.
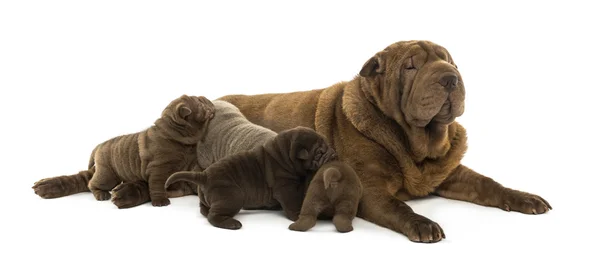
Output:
[217, 40, 551, 243]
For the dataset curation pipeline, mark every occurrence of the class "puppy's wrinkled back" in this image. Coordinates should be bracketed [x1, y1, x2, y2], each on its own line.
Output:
[197, 100, 277, 169]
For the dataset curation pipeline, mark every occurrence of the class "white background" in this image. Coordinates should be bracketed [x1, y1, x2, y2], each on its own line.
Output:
[1, 0, 597, 259]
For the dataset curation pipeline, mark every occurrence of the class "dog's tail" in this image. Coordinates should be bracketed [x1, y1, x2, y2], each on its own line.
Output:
[32, 145, 99, 199]
[165, 171, 208, 188]
[323, 168, 342, 189]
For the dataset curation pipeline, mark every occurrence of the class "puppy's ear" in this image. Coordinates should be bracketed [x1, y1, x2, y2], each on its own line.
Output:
[296, 149, 310, 160]
[359, 54, 385, 77]
[175, 103, 192, 119]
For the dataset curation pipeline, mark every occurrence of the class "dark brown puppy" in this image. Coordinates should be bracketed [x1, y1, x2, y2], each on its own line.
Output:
[289, 160, 362, 233]
[217, 40, 551, 242]
[33, 95, 215, 207]
[165, 126, 337, 230]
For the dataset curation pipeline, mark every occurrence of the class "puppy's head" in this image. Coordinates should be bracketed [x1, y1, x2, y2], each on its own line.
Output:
[279, 126, 337, 173]
[359, 40, 465, 128]
[158, 94, 216, 143]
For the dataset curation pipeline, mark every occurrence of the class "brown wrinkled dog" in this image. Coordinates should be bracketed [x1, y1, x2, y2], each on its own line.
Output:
[289, 161, 362, 233]
[32, 95, 215, 207]
[164, 126, 337, 230]
[217, 40, 552, 242]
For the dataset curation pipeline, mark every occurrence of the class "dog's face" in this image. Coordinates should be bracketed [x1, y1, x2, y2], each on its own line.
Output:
[359, 40, 465, 128]
[283, 126, 337, 173]
[160, 94, 216, 139]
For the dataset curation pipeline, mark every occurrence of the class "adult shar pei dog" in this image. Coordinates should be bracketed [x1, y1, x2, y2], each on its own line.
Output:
[217, 40, 551, 243]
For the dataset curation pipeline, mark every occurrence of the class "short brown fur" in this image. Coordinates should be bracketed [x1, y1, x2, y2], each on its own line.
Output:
[289, 161, 363, 233]
[165, 126, 337, 230]
[218, 40, 551, 242]
[33, 95, 215, 208]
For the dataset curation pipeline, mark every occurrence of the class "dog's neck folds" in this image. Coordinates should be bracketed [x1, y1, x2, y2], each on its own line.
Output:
[340, 78, 467, 196]
[348, 78, 451, 161]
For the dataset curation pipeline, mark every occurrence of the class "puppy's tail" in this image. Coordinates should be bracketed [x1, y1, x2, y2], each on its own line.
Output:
[165, 171, 208, 188]
[323, 168, 342, 189]
[32, 145, 99, 199]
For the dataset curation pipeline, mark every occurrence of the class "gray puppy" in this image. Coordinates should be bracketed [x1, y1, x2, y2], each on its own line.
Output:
[195, 100, 277, 169]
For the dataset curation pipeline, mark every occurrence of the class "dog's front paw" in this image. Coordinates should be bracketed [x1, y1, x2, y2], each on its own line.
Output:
[402, 214, 445, 243]
[501, 190, 552, 214]
[151, 197, 171, 207]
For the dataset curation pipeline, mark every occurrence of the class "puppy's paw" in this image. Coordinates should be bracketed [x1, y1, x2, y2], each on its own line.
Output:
[32, 177, 67, 199]
[288, 216, 316, 232]
[111, 182, 149, 209]
[289, 222, 310, 232]
[501, 190, 552, 215]
[332, 215, 354, 233]
[216, 218, 242, 230]
[151, 197, 171, 207]
[92, 190, 111, 201]
[402, 214, 445, 243]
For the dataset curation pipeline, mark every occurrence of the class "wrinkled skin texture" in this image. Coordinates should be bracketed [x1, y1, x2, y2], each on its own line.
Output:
[33, 95, 215, 208]
[217, 40, 551, 242]
[164, 126, 337, 230]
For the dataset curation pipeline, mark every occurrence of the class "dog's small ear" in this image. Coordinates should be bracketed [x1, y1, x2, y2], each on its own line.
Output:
[359, 55, 384, 77]
[176, 103, 192, 119]
[296, 149, 310, 160]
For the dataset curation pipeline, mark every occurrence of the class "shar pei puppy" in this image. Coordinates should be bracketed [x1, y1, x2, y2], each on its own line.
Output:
[217, 40, 552, 243]
[289, 160, 363, 233]
[165, 126, 337, 229]
[32, 95, 215, 207]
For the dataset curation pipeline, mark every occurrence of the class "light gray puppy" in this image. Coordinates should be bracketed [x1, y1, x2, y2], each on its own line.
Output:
[196, 100, 277, 169]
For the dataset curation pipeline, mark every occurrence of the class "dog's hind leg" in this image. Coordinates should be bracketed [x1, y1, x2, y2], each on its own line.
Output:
[206, 188, 244, 230]
[288, 196, 328, 232]
[111, 180, 150, 209]
[88, 162, 120, 201]
[332, 199, 359, 233]
[33, 169, 95, 199]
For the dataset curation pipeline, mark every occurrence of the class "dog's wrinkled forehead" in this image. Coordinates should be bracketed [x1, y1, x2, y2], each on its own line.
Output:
[161, 94, 213, 123]
[292, 128, 321, 145]
[384, 40, 454, 66]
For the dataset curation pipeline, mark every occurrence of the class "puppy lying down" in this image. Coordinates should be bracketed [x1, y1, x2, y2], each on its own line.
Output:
[103, 100, 278, 208]
[289, 160, 363, 233]
[33, 95, 215, 207]
[165, 126, 337, 230]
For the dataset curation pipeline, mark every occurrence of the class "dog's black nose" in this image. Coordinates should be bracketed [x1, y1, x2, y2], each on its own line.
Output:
[439, 73, 458, 90]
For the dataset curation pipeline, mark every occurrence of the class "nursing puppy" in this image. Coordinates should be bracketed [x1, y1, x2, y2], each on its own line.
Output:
[289, 161, 362, 233]
[165, 126, 337, 230]
[195, 100, 278, 170]
[33, 95, 215, 207]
